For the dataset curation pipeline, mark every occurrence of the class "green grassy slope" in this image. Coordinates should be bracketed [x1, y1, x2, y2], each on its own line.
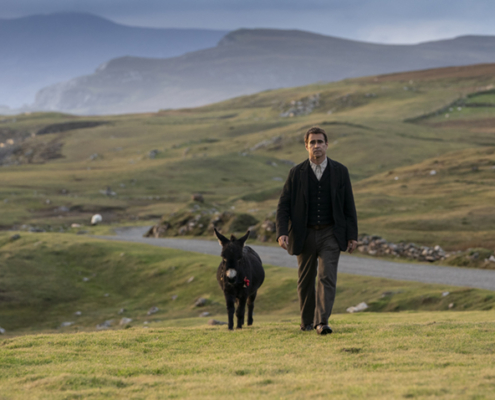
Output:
[1, 64, 495, 250]
[1, 311, 495, 399]
[1, 232, 494, 336]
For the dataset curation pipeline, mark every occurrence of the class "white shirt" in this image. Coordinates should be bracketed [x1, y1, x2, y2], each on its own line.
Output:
[309, 157, 327, 181]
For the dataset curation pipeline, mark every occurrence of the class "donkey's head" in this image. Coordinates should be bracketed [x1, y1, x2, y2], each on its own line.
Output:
[214, 228, 250, 285]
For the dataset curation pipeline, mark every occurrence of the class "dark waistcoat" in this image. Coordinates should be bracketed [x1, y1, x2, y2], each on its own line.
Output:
[307, 166, 334, 226]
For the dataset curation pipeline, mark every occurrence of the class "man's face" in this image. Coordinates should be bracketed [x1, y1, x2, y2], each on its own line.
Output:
[305, 133, 328, 161]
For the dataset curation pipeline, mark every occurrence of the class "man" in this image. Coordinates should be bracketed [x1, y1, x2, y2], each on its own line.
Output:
[276, 126, 358, 335]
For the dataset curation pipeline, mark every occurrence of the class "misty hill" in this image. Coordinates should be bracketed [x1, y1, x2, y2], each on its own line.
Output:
[31, 29, 495, 115]
[0, 12, 228, 109]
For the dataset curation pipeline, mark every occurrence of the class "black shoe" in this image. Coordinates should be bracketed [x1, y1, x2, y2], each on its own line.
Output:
[316, 324, 333, 335]
[300, 324, 313, 332]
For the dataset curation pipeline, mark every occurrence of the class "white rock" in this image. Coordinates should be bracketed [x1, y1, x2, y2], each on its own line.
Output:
[82, 277, 90, 282]
[199, 312, 211, 317]
[60, 322, 74, 327]
[71, 223, 81, 228]
[74, 311, 82, 316]
[488, 255, 495, 263]
[187, 276, 195, 283]
[120, 318, 133, 325]
[346, 302, 369, 313]
[430, 170, 437, 175]
[91, 214, 102, 225]
[96, 320, 113, 330]
[442, 292, 450, 297]
[0, 327, 6, 334]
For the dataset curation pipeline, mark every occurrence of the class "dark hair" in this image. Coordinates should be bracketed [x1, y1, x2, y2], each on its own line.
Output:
[304, 126, 328, 144]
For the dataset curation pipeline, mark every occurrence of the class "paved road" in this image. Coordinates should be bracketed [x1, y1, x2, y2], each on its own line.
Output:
[94, 227, 495, 291]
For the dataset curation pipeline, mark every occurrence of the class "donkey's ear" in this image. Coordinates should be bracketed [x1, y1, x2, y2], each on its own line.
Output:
[214, 228, 229, 247]
[236, 230, 250, 247]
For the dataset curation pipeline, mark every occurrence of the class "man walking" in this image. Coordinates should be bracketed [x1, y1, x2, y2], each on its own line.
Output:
[276, 126, 358, 335]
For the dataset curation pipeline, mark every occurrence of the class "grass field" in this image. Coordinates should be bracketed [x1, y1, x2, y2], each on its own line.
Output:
[1, 312, 495, 399]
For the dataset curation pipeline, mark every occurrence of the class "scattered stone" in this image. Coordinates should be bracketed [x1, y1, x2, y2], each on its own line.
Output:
[60, 322, 74, 328]
[0, 327, 6, 334]
[192, 193, 204, 203]
[149, 149, 160, 159]
[147, 306, 159, 315]
[82, 277, 90, 282]
[74, 311, 82, 316]
[104, 293, 109, 297]
[442, 292, 450, 297]
[449, 303, 455, 309]
[118, 308, 126, 315]
[357, 234, 449, 262]
[200, 312, 211, 317]
[487, 255, 495, 263]
[76, 230, 88, 235]
[208, 319, 228, 326]
[71, 223, 81, 228]
[143, 321, 149, 325]
[120, 318, 133, 325]
[171, 295, 178, 301]
[430, 170, 437, 175]
[96, 320, 113, 330]
[9, 233, 21, 242]
[195, 297, 207, 307]
[187, 276, 195, 283]
[120, 253, 125, 257]
[91, 214, 102, 225]
[280, 94, 320, 117]
[346, 302, 369, 313]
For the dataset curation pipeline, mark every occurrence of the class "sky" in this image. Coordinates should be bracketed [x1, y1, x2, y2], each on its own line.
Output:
[2, 0, 495, 44]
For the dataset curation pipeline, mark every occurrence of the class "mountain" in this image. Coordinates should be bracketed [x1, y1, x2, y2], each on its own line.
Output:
[0, 12, 228, 109]
[29, 29, 495, 115]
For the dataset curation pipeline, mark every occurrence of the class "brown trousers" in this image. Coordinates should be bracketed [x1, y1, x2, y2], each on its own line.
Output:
[296, 226, 341, 328]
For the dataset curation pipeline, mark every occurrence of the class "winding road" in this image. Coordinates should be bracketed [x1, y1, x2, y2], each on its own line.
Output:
[94, 227, 495, 291]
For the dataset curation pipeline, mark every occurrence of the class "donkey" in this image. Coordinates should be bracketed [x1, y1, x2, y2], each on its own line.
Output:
[214, 228, 265, 330]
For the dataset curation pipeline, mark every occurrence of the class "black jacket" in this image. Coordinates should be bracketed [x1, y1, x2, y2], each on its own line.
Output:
[276, 158, 358, 255]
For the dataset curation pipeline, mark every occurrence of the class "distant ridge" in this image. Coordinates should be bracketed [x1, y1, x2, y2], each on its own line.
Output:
[30, 28, 495, 115]
[0, 12, 228, 108]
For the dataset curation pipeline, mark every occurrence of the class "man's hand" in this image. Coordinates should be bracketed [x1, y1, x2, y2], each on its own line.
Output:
[278, 235, 289, 250]
[347, 240, 358, 254]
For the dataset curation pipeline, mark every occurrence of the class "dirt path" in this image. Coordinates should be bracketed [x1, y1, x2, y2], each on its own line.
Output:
[93, 227, 495, 291]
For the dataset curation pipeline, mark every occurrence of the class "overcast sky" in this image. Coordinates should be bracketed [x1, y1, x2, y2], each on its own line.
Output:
[3, 0, 495, 44]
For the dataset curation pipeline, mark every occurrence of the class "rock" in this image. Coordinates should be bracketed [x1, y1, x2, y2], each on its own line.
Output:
[199, 312, 210, 317]
[76, 230, 88, 235]
[149, 149, 160, 159]
[147, 306, 159, 315]
[195, 297, 207, 307]
[82, 277, 90, 282]
[488, 255, 495, 263]
[346, 302, 369, 313]
[74, 311, 82, 316]
[0, 327, 5, 334]
[71, 223, 81, 228]
[442, 292, 450, 297]
[118, 308, 126, 314]
[192, 193, 204, 203]
[120, 318, 133, 325]
[60, 322, 74, 328]
[171, 295, 178, 301]
[449, 303, 455, 309]
[208, 319, 227, 326]
[9, 234, 21, 242]
[187, 276, 195, 283]
[96, 320, 113, 330]
[91, 214, 102, 225]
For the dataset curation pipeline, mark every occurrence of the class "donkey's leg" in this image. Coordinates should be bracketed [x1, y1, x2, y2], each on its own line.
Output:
[247, 291, 257, 326]
[236, 296, 247, 329]
[225, 294, 236, 331]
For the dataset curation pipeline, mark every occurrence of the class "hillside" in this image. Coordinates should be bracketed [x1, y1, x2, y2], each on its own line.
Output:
[30, 29, 495, 114]
[0, 12, 227, 109]
[1, 63, 495, 254]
